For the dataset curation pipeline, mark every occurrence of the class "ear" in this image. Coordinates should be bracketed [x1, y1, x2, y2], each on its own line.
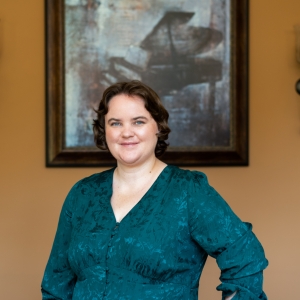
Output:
[156, 124, 161, 134]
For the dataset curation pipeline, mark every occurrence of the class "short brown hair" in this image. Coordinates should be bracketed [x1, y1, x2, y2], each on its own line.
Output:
[93, 80, 171, 157]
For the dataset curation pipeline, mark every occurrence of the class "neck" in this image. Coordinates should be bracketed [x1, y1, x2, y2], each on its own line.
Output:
[115, 158, 159, 184]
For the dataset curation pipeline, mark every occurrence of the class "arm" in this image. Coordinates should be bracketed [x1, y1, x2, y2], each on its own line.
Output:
[41, 183, 79, 300]
[188, 172, 268, 300]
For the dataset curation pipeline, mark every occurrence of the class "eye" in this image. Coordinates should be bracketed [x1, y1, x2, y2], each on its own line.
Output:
[110, 122, 121, 127]
[134, 120, 145, 125]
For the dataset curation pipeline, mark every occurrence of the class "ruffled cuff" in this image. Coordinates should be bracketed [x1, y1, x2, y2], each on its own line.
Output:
[217, 283, 267, 300]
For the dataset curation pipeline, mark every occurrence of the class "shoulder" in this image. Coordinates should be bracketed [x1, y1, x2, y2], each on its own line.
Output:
[71, 168, 114, 194]
[75, 167, 114, 188]
[167, 165, 211, 192]
[167, 166, 226, 211]
[63, 168, 114, 210]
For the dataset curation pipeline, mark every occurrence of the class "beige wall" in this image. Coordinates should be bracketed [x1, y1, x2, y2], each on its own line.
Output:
[0, 1, 299, 299]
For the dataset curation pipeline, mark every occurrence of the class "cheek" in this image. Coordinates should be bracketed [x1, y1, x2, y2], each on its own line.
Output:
[105, 128, 115, 142]
[140, 125, 159, 141]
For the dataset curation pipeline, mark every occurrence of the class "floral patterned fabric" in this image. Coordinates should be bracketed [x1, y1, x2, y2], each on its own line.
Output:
[41, 165, 268, 300]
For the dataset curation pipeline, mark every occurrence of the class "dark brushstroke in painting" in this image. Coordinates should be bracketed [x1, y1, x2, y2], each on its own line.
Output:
[64, 0, 230, 150]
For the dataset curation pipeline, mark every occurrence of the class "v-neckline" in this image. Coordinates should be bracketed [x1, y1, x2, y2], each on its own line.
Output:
[108, 165, 170, 224]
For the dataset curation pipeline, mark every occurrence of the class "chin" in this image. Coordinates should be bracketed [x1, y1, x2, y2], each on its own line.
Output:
[117, 154, 142, 166]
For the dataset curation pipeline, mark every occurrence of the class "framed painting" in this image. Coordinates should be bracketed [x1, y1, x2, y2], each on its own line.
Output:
[46, 0, 249, 167]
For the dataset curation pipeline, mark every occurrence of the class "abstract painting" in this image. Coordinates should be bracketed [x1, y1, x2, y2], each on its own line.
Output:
[46, 0, 249, 166]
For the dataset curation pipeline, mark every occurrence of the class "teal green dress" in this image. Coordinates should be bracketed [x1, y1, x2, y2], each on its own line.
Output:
[41, 165, 268, 300]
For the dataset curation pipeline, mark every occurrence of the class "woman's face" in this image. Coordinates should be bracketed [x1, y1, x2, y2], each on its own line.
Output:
[105, 94, 159, 167]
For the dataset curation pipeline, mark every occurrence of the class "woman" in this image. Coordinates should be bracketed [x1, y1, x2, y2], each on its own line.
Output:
[41, 81, 268, 300]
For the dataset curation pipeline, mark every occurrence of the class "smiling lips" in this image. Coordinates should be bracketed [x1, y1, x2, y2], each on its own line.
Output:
[120, 142, 139, 147]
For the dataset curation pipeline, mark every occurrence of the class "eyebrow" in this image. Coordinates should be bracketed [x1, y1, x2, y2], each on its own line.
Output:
[132, 116, 148, 121]
[107, 118, 121, 123]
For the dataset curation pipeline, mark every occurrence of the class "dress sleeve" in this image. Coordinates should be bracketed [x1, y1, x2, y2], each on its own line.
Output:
[188, 172, 268, 300]
[41, 183, 79, 300]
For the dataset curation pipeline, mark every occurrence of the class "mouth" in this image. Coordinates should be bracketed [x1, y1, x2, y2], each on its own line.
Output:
[120, 142, 139, 147]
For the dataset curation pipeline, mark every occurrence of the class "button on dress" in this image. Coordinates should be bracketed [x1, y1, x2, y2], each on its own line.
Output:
[41, 165, 268, 300]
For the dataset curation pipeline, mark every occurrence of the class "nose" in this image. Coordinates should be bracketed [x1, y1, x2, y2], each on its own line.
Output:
[121, 123, 134, 138]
